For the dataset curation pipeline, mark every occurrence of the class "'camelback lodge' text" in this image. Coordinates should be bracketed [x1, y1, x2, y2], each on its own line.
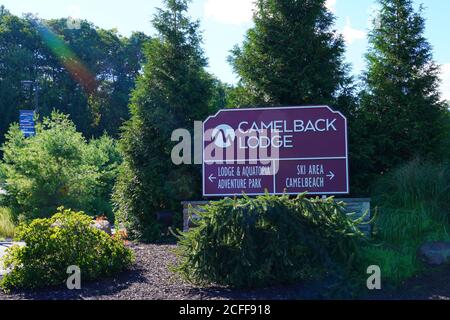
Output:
[203, 106, 349, 196]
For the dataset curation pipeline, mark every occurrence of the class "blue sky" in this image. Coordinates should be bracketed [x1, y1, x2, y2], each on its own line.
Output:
[1, 0, 449, 99]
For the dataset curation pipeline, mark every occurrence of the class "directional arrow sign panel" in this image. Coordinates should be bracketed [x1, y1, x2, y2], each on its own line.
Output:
[203, 106, 349, 196]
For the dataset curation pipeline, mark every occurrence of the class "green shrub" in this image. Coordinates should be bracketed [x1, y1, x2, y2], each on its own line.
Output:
[0, 207, 15, 239]
[175, 194, 366, 289]
[0, 208, 134, 291]
[0, 112, 122, 221]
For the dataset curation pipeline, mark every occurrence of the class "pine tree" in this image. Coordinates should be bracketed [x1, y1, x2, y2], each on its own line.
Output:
[113, 0, 214, 241]
[229, 0, 348, 107]
[228, 0, 371, 194]
[361, 0, 447, 176]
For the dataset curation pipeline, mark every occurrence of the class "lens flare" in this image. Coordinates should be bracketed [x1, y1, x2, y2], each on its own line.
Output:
[34, 20, 97, 93]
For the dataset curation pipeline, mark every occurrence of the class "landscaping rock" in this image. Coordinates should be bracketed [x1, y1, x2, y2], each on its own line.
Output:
[419, 242, 450, 265]
[92, 220, 112, 235]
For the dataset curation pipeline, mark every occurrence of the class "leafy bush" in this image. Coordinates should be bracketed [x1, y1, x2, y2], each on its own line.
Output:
[0, 207, 15, 239]
[0, 208, 134, 291]
[0, 112, 122, 221]
[368, 159, 450, 285]
[175, 194, 366, 288]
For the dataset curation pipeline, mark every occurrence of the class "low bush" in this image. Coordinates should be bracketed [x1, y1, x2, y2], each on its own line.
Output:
[175, 194, 366, 289]
[0, 208, 134, 291]
[0, 112, 122, 221]
[0, 207, 15, 239]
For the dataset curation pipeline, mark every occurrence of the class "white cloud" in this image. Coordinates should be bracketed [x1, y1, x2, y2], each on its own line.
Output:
[204, 0, 255, 25]
[326, 0, 337, 13]
[441, 63, 450, 102]
[342, 17, 366, 44]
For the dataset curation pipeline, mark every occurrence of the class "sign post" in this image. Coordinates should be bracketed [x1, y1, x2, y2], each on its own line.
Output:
[19, 110, 36, 138]
[202, 106, 349, 197]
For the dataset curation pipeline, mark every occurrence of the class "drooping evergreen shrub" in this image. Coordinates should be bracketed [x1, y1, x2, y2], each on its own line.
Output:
[175, 194, 366, 288]
[0, 208, 134, 291]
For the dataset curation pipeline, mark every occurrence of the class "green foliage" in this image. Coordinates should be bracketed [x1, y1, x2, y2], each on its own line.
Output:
[0, 111, 121, 221]
[368, 159, 450, 285]
[360, 0, 448, 181]
[374, 159, 450, 232]
[175, 194, 366, 289]
[0, 208, 134, 291]
[436, 110, 450, 161]
[0, 8, 149, 145]
[361, 246, 420, 286]
[229, 0, 348, 107]
[0, 207, 15, 239]
[113, 0, 215, 242]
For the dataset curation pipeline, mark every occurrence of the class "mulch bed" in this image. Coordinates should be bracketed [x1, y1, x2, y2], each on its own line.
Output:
[1, 243, 450, 300]
[0, 244, 328, 300]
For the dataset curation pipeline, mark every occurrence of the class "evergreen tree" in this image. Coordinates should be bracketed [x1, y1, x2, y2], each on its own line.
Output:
[228, 0, 372, 194]
[113, 0, 214, 241]
[229, 0, 348, 107]
[361, 0, 447, 177]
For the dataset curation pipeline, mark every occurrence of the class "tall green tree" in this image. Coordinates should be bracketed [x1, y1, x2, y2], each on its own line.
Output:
[0, 8, 149, 144]
[361, 0, 448, 178]
[229, 0, 348, 108]
[228, 0, 372, 194]
[113, 0, 215, 241]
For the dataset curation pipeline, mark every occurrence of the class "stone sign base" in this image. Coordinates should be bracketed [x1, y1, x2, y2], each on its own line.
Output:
[182, 198, 372, 235]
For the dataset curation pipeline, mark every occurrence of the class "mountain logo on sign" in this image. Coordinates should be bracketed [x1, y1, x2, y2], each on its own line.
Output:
[211, 124, 236, 148]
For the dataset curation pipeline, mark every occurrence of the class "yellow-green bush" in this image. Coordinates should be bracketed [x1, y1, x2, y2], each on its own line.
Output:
[0, 208, 134, 292]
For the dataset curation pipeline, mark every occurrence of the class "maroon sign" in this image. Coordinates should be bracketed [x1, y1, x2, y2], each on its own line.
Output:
[203, 106, 349, 196]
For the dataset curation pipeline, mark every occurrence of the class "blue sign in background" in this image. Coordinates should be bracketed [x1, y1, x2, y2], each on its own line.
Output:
[19, 110, 35, 137]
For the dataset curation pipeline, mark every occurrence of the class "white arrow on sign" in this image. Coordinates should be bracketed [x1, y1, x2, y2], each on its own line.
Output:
[209, 174, 216, 183]
[327, 171, 335, 180]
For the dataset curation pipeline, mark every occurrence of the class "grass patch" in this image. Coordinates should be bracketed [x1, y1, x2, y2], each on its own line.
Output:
[361, 246, 420, 286]
[0, 207, 15, 239]
[369, 159, 450, 286]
